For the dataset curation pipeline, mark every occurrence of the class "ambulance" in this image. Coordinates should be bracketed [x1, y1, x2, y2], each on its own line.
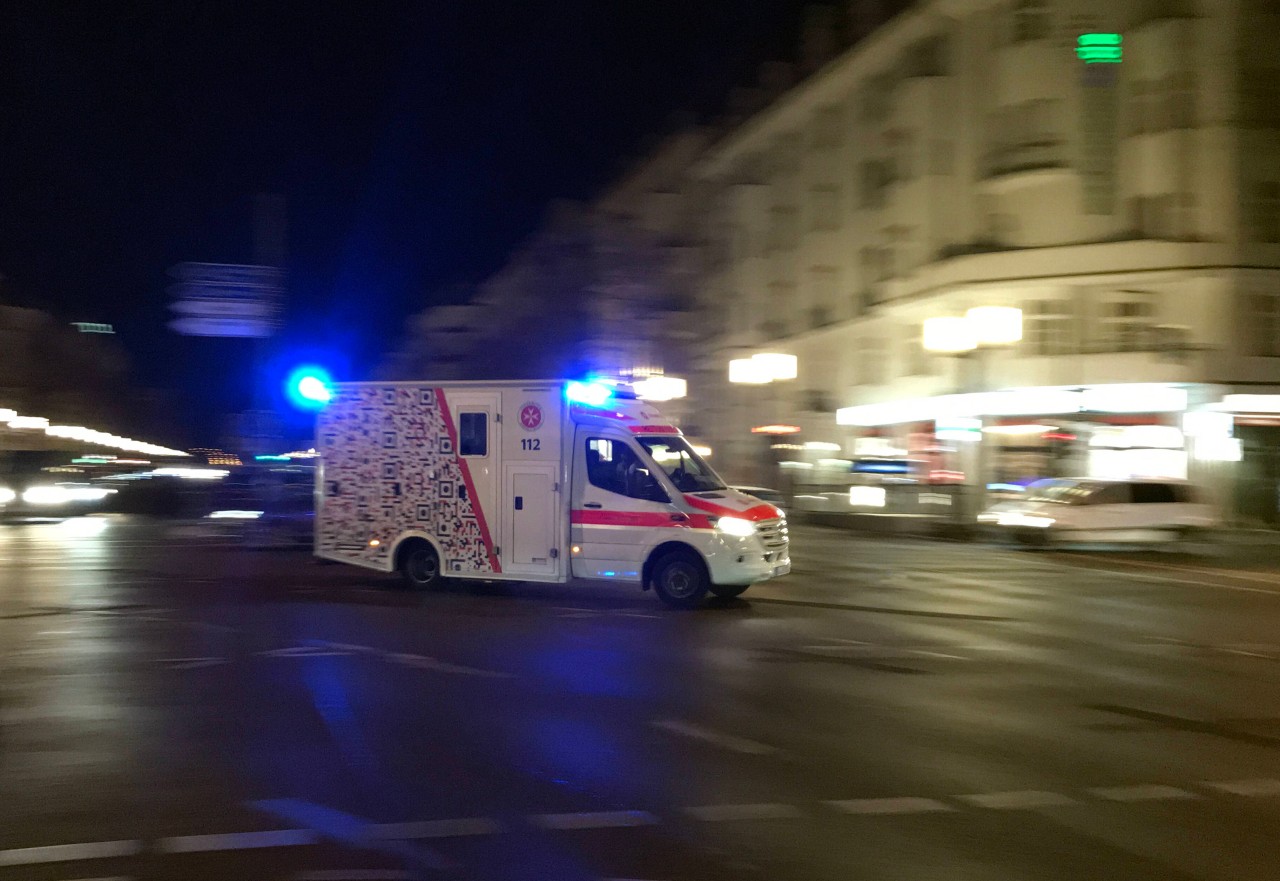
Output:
[314, 379, 790, 607]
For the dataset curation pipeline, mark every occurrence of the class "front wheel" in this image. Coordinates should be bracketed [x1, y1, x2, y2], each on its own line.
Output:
[398, 540, 443, 590]
[651, 552, 710, 609]
[709, 583, 750, 600]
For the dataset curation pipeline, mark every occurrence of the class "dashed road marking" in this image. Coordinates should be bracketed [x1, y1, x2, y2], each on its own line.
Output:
[159, 657, 227, 670]
[291, 871, 415, 880]
[0, 840, 141, 866]
[372, 818, 501, 839]
[959, 790, 1076, 809]
[1088, 784, 1199, 802]
[157, 829, 314, 853]
[531, 811, 658, 830]
[825, 797, 954, 815]
[1204, 778, 1280, 796]
[684, 803, 802, 822]
[651, 719, 778, 756]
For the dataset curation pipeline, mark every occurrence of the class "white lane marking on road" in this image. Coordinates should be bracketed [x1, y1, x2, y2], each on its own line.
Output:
[685, 803, 802, 821]
[157, 829, 314, 852]
[825, 797, 954, 815]
[530, 811, 658, 830]
[372, 818, 500, 839]
[651, 719, 778, 756]
[159, 657, 227, 670]
[1074, 554, 1280, 587]
[291, 872, 415, 880]
[1060, 556, 1280, 596]
[1089, 784, 1199, 802]
[910, 649, 969, 660]
[959, 790, 1076, 809]
[1204, 778, 1280, 796]
[0, 840, 141, 866]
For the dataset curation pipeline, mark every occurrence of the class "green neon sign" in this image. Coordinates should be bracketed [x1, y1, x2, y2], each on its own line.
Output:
[1077, 33, 1122, 63]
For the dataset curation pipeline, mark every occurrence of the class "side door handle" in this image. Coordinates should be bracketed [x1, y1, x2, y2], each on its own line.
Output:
[670, 513, 688, 522]
[584, 502, 603, 509]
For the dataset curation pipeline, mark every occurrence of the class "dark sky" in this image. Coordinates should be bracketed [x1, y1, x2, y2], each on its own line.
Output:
[0, 1, 810, 439]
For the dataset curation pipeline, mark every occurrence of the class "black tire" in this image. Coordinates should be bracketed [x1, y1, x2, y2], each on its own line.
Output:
[398, 540, 443, 590]
[651, 551, 710, 609]
[709, 583, 750, 600]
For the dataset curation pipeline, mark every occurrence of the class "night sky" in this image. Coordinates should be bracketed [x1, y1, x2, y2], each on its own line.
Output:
[1, 1, 810, 439]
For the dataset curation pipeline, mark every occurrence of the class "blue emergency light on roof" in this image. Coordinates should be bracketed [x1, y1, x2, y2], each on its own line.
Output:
[286, 365, 334, 409]
[566, 381, 612, 407]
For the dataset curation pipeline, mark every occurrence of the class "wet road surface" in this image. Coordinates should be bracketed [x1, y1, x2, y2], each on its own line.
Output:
[4, 516, 1280, 880]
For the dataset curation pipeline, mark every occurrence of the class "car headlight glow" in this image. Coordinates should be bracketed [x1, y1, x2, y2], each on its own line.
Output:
[996, 511, 1055, 528]
[716, 515, 756, 538]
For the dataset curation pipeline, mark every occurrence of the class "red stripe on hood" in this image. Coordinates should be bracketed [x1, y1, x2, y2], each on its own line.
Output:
[684, 494, 781, 522]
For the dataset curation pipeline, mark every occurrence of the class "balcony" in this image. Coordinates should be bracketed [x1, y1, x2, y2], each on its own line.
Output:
[979, 139, 1070, 190]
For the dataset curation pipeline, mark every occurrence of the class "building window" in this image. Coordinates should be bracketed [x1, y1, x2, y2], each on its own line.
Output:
[809, 185, 841, 231]
[903, 324, 930, 375]
[766, 206, 798, 251]
[860, 337, 885, 385]
[1129, 194, 1178, 239]
[811, 106, 842, 149]
[1247, 292, 1280, 357]
[1013, 0, 1051, 43]
[859, 73, 895, 122]
[1098, 296, 1157, 352]
[858, 160, 894, 209]
[810, 266, 839, 326]
[1023, 300, 1074, 355]
[1256, 181, 1280, 243]
[1241, 67, 1280, 129]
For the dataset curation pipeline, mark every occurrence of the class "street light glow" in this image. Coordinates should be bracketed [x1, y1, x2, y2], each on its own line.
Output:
[922, 316, 978, 353]
[965, 307, 1023, 346]
[729, 358, 771, 384]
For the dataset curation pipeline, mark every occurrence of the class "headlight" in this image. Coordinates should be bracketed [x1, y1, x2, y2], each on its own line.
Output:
[0, 486, 14, 505]
[996, 512, 1055, 528]
[23, 486, 71, 506]
[716, 516, 756, 537]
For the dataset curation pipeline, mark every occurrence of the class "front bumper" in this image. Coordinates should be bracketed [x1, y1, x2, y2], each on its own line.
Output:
[706, 517, 791, 585]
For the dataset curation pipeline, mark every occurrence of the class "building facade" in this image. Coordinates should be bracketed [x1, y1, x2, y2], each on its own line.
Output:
[689, 0, 1280, 523]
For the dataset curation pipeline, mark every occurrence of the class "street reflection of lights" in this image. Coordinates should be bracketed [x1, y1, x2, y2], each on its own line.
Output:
[729, 358, 771, 384]
[207, 510, 264, 519]
[23, 486, 114, 505]
[0, 487, 15, 504]
[0, 408, 17, 422]
[9, 416, 50, 430]
[778, 460, 814, 469]
[803, 441, 841, 451]
[57, 517, 111, 537]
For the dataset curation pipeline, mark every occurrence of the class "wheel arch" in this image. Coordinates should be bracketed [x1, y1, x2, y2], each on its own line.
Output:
[391, 530, 445, 573]
[642, 540, 707, 591]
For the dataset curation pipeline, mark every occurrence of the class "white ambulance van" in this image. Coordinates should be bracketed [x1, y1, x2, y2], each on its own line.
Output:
[315, 380, 790, 607]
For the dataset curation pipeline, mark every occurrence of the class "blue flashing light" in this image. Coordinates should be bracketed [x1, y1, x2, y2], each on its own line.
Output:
[286, 366, 333, 410]
[566, 381, 612, 407]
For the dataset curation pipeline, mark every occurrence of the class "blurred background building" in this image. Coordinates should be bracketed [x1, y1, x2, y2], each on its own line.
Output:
[386, 0, 1280, 526]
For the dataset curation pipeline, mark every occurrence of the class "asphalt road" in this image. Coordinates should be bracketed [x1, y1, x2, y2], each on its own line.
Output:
[5, 516, 1280, 880]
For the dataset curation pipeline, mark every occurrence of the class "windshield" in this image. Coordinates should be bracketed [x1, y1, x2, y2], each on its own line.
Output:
[636, 436, 726, 493]
[1024, 478, 1098, 505]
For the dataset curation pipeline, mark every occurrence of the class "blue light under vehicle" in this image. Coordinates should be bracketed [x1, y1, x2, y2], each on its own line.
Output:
[566, 381, 612, 407]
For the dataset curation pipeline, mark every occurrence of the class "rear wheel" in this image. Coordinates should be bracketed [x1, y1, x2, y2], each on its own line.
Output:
[398, 540, 443, 590]
[709, 583, 750, 600]
[651, 551, 710, 609]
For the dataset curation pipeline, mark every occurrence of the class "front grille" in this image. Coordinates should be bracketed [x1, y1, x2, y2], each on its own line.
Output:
[755, 517, 789, 551]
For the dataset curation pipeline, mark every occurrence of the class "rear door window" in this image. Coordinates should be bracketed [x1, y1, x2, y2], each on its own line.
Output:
[1085, 483, 1132, 505]
[1132, 482, 1177, 504]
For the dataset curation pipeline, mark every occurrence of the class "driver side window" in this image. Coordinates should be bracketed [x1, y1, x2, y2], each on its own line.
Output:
[585, 438, 668, 502]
